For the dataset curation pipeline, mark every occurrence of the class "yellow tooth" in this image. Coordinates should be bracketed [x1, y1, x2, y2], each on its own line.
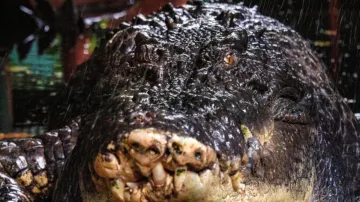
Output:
[230, 171, 245, 192]
[125, 192, 131, 202]
[129, 188, 142, 202]
[238, 183, 246, 191]
[94, 153, 121, 178]
[199, 169, 212, 186]
[126, 182, 140, 189]
[108, 179, 125, 202]
[166, 155, 172, 163]
[164, 174, 174, 196]
[174, 167, 187, 193]
[173, 171, 209, 201]
[152, 163, 167, 188]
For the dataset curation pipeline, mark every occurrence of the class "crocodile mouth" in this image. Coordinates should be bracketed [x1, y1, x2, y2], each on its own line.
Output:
[88, 128, 249, 202]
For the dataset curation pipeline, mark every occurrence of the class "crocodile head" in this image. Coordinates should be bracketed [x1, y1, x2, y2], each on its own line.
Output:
[51, 3, 360, 202]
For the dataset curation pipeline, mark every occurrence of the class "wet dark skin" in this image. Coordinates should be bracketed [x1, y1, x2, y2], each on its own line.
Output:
[0, 2, 359, 202]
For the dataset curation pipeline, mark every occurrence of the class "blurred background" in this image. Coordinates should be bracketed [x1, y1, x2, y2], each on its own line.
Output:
[0, 0, 359, 136]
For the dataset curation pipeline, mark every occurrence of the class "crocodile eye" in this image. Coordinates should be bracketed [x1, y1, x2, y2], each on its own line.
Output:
[224, 54, 235, 65]
[279, 108, 308, 124]
[172, 143, 182, 155]
[277, 87, 302, 102]
[273, 87, 309, 124]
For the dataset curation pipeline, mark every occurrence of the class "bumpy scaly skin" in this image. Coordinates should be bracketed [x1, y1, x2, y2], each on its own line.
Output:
[1, 2, 360, 202]
[0, 119, 79, 201]
[0, 172, 33, 202]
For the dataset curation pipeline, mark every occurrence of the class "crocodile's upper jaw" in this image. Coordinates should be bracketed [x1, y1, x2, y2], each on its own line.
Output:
[80, 128, 314, 202]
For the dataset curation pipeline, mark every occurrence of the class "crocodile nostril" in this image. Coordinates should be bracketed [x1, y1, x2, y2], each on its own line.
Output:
[166, 135, 217, 171]
[246, 80, 269, 94]
[172, 143, 182, 155]
[194, 151, 202, 161]
[131, 143, 142, 152]
[126, 128, 168, 176]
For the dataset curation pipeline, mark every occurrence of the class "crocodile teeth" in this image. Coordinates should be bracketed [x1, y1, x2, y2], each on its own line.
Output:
[152, 163, 167, 188]
[93, 153, 121, 178]
[89, 128, 255, 201]
[129, 187, 148, 202]
[230, 171, 245, 192]
[167, 135, 217, 171]
[126, 182, 140, 189]
[107, 179, 125, 202]
[174, 167, 187, 193]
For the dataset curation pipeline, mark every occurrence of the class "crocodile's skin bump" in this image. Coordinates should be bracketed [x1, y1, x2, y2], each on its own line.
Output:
[0, 172, 33, 202]
[0, 120, 80, 201]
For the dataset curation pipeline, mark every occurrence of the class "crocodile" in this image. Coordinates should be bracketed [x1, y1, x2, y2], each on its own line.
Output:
[0, 2, 359, 202]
